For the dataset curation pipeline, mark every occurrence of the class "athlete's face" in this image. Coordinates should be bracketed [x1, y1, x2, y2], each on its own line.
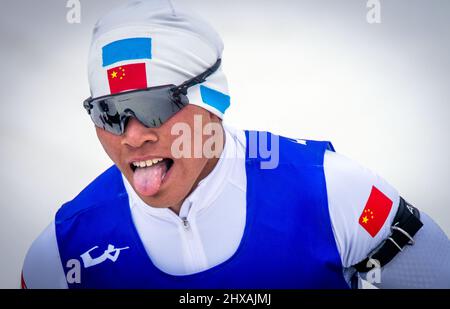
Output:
[95, 104, 223, 214]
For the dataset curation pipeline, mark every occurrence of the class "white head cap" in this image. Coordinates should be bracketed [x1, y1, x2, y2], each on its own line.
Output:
[88, 0, 230, 117]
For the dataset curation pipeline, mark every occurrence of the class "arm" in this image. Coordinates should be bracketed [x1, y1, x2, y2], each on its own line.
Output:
[361, 211, 450, 288]
[324, 150, 450, 288]
[22, 221, 68, 289]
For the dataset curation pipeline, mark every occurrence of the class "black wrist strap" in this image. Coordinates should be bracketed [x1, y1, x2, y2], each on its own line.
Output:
[353, 197, 424, 273]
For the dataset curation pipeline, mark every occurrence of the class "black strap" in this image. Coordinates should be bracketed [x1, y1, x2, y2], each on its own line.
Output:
[172, 58, 222, 96]
[353, 197, 424, 273]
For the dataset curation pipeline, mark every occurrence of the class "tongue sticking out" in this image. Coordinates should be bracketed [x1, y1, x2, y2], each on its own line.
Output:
[133, 162, 168, 196]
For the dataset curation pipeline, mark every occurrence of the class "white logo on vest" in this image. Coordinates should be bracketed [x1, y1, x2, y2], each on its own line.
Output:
[80, 244, 130, 268]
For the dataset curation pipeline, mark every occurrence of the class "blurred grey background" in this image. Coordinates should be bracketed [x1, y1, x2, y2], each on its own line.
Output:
[0, 0, 449, 288]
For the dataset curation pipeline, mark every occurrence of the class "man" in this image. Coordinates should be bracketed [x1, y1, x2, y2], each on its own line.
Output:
[22, 0, 450, 289]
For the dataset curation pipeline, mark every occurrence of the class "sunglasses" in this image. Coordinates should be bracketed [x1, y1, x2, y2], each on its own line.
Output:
[83, 58, 221, 135]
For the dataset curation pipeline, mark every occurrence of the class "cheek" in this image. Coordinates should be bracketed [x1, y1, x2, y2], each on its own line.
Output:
[178, 157, 209, 184]
[96, 128, 122, 161]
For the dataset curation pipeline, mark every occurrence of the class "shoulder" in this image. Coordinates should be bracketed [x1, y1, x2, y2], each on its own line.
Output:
[56, 165, 125, 222]
[323, 150, 400, 267]
[243, 130, 334, 168]
[22, 221, 67, 288]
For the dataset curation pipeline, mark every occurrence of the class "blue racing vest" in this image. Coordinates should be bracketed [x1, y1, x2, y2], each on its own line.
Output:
[55, 131, 349, 289]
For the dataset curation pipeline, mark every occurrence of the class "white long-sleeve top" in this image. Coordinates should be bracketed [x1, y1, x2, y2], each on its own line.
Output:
[22, 126, 450, 288]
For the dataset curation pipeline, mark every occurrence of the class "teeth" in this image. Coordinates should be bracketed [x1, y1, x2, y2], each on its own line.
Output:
[132, 158, 164, 168]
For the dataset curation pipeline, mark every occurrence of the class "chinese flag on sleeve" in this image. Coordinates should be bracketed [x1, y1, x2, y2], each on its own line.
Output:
[359, 186, 393, 237]
[107, 63, 147, 94]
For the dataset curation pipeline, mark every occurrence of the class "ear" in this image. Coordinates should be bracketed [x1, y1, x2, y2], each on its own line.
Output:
[208, 111, 222, 123]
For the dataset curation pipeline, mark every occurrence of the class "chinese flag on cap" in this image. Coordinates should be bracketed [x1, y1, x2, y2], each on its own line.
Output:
[107, 63, 147, 94]
[359, 186, 393, 237]
[102, 37, 152, 94]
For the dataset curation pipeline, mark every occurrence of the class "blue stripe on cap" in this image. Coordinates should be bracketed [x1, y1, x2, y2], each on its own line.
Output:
[102, 37, 152, 67]
[200, 85, 230, 114]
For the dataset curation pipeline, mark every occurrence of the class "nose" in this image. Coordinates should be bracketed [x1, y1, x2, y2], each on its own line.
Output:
[121, 117, 158, 148]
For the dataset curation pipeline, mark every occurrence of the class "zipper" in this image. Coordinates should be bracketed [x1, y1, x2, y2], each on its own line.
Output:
[180, 216, 197, 273]
[182, 217, 190, 230]
[179, 215, 208, 273]
[166, 202, 208, 274]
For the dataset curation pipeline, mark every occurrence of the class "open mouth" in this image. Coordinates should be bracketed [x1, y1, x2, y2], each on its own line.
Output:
[130, 157, 174, 175]
[129, 157, 174, 196]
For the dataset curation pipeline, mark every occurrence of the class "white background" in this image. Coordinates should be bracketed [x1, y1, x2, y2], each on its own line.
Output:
[0, 0, 449, 288]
